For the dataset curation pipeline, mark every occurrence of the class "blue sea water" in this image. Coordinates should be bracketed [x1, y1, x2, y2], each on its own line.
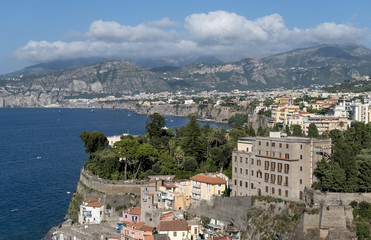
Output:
[0, 108, 227, 240]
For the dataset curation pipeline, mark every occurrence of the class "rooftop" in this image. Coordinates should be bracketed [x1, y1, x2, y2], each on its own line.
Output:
[159, 220, 188, 231]
[190, 173, 226, 185]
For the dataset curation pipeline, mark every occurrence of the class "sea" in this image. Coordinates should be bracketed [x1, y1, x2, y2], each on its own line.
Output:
[0, 108, 227, 240]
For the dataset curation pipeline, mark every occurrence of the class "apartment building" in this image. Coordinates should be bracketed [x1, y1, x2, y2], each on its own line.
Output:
[232, 132, 331, 201]
[190, 173, 227, 201]
[303, 116, 347, 135]
[351, 103, 371, 123]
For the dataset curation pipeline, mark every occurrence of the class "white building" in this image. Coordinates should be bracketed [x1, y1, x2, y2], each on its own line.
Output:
[158, 220, 188, 240]
[79, 198, 105, 224]
[184, 99, 194, 105]
[351, 103, 371, 123]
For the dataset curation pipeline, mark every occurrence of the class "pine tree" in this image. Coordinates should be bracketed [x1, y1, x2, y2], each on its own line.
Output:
[308, 123, 319, 138]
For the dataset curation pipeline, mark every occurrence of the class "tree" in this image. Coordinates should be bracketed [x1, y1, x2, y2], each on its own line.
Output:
[80, 131, 108, 153]
[145, 113, 166, 140]
[88, 149, 119, 179]
[291, 125, 303, 137]
[308, 123, 319, 138]
[112, 139, 139, 180]
[181, 114, 204, 161]
[285, 125, 291, 136]
[158, 150, 177, 175]
[131, 143, 158, 180]
[183, 156, 198, 171]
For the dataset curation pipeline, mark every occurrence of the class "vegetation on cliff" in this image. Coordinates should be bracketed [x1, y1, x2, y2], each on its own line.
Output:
[313, 122, 371, 193]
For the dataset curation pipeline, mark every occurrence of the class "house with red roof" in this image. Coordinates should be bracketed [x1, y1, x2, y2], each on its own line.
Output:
[121, 221, 155, 240]
[78, 197, 105, 224]
[123, 207, 141, 223]
[190, 173, 227, 201]
[158, 220, 188, 240]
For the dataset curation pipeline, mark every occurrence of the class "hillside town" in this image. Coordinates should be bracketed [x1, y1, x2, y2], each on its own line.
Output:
[50, 86, 371, 240]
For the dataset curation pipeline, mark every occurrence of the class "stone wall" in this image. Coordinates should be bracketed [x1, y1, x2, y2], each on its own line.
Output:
[79, 169, 141, 195]
[305, 188, 371, 206]
[189, 196, 251, 229]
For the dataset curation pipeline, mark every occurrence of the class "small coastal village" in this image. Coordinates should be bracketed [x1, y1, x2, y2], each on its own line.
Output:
[49, 85, 371, 240]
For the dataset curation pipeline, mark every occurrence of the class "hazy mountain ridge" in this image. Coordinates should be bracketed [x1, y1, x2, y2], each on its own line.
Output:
[1, 44, 371, 107]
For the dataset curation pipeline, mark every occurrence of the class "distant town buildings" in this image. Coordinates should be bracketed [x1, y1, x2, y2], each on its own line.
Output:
[190, 173, 228, 201]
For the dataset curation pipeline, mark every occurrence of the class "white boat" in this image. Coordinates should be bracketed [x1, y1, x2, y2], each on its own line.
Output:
[36, 156, 42, 159]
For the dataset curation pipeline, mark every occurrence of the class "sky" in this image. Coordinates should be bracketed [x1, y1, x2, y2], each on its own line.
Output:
[1, 0, 371, 74]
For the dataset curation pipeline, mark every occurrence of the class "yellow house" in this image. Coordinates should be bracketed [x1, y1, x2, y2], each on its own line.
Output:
[190, 173, 227, 201]
[174, 180, 192, 210]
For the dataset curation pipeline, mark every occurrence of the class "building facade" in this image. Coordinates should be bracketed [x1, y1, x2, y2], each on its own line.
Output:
[232, 132, 331, 201]
[79, 198, 105, 224]
[190, 173, 227, 201]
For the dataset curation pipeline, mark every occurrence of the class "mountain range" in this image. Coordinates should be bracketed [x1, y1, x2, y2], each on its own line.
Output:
[1, 44, 371, 107]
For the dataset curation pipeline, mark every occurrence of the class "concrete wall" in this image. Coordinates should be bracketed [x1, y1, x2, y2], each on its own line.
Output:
[189, 196, 251, 229]
[305, 188, 371, 206]
[80, 169, 141, 195]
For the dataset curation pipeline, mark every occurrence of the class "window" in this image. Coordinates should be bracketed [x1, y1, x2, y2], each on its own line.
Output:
[245, 158, 248, 164]
[271, 174, 276, 184]
[271, 162, 276, 171]
[173, 232, 177, 237]
[246, 169, 248, 175]
[300, 191, 303, 200]
[278, 163, 283, 172]
[235, 167, 237, 173]
[279, 153, 282, 158]
[286, 144, 289, 149]
[257, 170, 262, 178]
[258, 150, 261, 155]
[265, 186, 268, 192]
[251, 158, 254, 165]
[251, 183, 254, 189]
[272, 187, 275, 194]
[278, 189, 281, 196]
[300, 155, 303, 160]
[240, 181, 242, 187]
[265, 161, 269, 170]
[245, 182, 248, 188]
[285, 154, 290, 159]
[272, 142, 275, 147]
[234, 156, 237, 162]
[259, 141, 261, 145]
[234, 179, 237, 185]
[300, 179, 302, 184]
[257, 159, 261, 166]
[285, 190, 288, 197]
[300, 144, 303, 149]
[264, 173, 269, 182]
[284, 164, 290, 174]
[285, 176, 288, 186]
[300, 166, 303, 171]
[240, 157, 242, 163]
[272, 152, 275, 157]
[278, 175, 282, 185]
[266, 142, 269, 146]
[246, 147, 249, 152]
[279, 143, 282, 148]
[251, 170, 254, 176]
[240, 168, 242, 174]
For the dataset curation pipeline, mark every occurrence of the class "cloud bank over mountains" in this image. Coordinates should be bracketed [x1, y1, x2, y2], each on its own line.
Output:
[15, 10, 369, 62]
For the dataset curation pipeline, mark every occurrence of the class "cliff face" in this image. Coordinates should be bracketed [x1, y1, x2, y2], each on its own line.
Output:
[66, 170, 141, 222]
[135, 104, 243, 123]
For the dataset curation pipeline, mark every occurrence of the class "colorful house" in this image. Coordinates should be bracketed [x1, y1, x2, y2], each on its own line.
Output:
[158, 220, 188, 240]
[121, 222, 155, 240]
[190, 173, 227, 201]
[123, 207, 141, 223]
[78, 197, 105, 224]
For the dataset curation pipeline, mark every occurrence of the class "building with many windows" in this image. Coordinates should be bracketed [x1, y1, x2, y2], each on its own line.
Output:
[190, 173, 227, 201]
[232, 132, 331, 201]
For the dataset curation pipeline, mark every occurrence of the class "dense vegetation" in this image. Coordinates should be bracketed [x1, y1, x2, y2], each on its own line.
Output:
[80, 113, 256, 181]
[351, 201, 371, 239]
[313, 122, 371, 193]
[323, 79, 371, 93]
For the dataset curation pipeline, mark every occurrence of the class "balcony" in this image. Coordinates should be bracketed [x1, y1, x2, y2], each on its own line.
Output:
[192, 182, 201, 188]
[192, 188, 201, 194]
[191, 194, 201, 200]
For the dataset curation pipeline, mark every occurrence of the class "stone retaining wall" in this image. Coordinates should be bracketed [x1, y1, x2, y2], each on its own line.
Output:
[305, 188, 371, 206]
[79, 169, 141, 195]
[189, 196, 251, 229]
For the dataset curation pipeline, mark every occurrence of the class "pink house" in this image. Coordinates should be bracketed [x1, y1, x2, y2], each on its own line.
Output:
[121, 221, 155, 240]
[123, 207, 141, 223]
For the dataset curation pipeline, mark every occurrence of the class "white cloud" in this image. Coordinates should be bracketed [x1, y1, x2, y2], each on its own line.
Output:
[15, 11, 370, 63]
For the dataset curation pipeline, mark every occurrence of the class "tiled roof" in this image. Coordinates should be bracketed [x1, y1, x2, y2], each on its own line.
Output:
[159, 220, 187, 231]
[83, 197, 98, 203]
[130, 207, 141, 215]
[190, 174, 226, 185]
[86, 201, 104, 208]
[124, 222, 154, 232]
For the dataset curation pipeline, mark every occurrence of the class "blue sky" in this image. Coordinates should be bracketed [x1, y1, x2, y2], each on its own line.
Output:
[1, 0, 371, 74]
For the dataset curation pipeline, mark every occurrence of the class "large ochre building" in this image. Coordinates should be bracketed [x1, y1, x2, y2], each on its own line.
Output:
[232, 132, 331, 201]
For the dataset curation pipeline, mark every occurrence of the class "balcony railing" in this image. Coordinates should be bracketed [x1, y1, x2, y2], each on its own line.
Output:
[192, 182, 201, 188]
[191, 195, 200, 200]
[192, 188, 201, 194]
